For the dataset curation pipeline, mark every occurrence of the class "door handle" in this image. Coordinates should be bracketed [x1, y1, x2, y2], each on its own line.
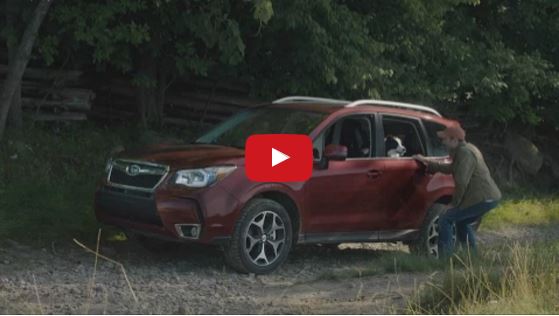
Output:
[367, 169, 383, 178]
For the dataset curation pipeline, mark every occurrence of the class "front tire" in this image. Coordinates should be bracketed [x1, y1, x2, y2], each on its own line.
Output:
[224, 198, 293, 274]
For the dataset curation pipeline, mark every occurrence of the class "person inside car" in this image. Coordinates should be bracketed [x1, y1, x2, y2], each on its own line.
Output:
[412, 121, 502, 258]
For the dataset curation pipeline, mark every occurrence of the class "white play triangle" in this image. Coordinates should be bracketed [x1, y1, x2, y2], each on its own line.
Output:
[271, 148, 290, 167]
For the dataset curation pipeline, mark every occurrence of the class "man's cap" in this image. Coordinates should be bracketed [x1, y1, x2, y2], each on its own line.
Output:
[436, 121, 466, 141]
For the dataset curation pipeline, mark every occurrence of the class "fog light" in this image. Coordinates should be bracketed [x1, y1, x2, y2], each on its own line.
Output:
[190, 226, 199, 237]
[175, 224, 201, 239]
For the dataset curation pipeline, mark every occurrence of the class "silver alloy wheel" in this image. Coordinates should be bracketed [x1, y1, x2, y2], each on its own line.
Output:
[243, 210, 286, 266]
[426, 215, 457, 258]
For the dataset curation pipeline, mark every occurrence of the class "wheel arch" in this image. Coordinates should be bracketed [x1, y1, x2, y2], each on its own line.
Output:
[415, 188, 453, 228]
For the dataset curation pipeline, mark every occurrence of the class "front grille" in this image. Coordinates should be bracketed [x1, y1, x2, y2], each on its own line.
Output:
[108, 159, 169, 191]
[103, 185, 153, 198]
[97, 186, 162, 226]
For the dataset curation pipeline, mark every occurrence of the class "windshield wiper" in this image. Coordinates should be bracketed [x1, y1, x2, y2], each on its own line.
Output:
[191, 140, 215, 145]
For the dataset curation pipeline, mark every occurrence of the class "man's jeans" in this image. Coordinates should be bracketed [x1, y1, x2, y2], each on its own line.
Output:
[438, 200, 500, 258]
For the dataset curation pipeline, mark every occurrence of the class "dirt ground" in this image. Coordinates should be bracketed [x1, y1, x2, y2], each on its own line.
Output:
[0, 225, 557, 314]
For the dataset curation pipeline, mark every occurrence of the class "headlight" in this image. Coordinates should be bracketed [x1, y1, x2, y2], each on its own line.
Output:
[104, 158, 113, 173]
[173, 166, 237, 188]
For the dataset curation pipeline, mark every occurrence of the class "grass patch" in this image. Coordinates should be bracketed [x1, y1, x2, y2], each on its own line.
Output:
[407, 241, 559, 314]
[481, 198, 559, 230]
[0, 122, 202, 245]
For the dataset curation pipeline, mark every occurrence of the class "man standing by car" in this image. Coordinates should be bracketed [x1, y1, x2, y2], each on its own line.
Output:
[413, 121, 502, 258]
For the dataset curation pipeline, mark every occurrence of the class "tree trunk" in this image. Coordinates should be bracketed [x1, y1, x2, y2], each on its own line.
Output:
[7, 85, 22, 129]
[136, 57, 159, 127]
[0, 0, 53, 141]
[6, 0, 23, 130]
[136, 55, 166, 128]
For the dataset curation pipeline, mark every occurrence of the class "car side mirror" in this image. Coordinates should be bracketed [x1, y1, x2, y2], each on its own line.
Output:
[324, 144, 347, 161]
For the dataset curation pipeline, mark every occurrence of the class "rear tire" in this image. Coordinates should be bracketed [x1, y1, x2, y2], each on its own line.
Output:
[224, 198, 293, 274]
[409, 204, 456, 258]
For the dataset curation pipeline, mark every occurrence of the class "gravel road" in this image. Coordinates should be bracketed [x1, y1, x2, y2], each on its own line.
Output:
[0, 225, 557, 314]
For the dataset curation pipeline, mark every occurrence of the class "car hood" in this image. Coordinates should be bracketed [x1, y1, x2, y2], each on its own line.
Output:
[117, 144, 245, 169]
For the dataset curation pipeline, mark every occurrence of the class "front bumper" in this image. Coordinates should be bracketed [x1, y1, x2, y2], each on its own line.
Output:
[94, 184, 240, 244]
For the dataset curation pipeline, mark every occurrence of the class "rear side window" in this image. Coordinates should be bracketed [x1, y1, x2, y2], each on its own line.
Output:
[423, 120, 449, 157]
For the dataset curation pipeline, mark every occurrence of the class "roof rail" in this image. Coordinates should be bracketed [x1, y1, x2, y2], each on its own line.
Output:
[345, 99, 441, 117]
[273, 96, 350, 105]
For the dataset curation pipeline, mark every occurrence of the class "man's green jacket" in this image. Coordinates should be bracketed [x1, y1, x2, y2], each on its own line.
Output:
[427, 142, 502, 209]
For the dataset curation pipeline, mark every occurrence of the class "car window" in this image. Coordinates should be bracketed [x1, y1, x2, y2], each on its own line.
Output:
[423, 120, 449, 157]
[315, 115, 374, 159]
[382, 116, 425, 157]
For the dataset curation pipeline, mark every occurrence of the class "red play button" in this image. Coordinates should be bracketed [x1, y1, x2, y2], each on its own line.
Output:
[245, 134, 313, 182]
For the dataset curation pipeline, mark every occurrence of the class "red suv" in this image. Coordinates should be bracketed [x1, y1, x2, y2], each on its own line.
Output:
[95, 96, 457, 274]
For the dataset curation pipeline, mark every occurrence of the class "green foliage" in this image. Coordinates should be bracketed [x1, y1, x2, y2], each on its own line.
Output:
[253, 0, 274, 25]
[0, 124, 120, 243]
[39, 0, 263, 80]
[439, 2, 559, 126]
[231, 0, 559, 129]
[344, 0, 559, 127]
[49, 0, 149, 71]
[2, 0, 557, 129]
[36, 34, 59, 65]
[240, 0, 383, 99]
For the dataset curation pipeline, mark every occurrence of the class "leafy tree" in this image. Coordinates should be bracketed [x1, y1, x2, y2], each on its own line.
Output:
[40, 0, 270, 126]
[235, 0, 384, 99]
[461, 0, 559, 128]
[2, 0, 557, 132]
[341, 0, 559, 129]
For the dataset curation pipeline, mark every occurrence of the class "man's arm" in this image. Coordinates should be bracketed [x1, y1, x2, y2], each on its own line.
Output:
[413, 154, 453, 174]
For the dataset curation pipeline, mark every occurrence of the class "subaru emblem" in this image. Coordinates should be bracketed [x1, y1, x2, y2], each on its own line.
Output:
[126, 164, 141, 176]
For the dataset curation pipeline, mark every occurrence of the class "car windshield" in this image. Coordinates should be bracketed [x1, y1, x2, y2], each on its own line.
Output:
[195, 107, 327, 149]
